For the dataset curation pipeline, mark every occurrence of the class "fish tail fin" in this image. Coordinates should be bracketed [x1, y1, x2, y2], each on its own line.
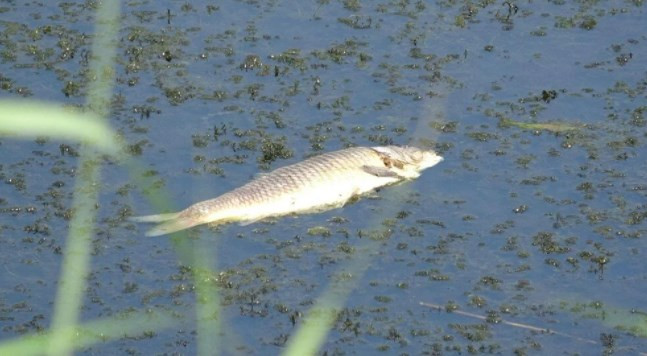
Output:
[144, 217, 203, 237]
[130, 211, 211, 237]
[128, 212, 181, 223]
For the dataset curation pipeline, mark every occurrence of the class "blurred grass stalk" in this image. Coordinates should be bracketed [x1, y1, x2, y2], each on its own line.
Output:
[118, 156, 225, 355]
[0, 309, 175, 356]
[0, 0, 225, 351]
[192, 245, 222, 356]
[284, 94, 445, 356]
[0, 101, 119, 155]
[47, 1, 121, 355]
[283, 249, 377, 356]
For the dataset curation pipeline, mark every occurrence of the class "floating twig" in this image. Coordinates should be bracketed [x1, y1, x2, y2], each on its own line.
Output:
[419, 301, 597, 344]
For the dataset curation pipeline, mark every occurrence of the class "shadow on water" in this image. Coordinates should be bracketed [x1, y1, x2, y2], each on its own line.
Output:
[0, 0, 646, 354]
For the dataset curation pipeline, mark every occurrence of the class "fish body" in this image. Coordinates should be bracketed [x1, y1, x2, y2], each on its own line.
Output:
[131, 146, 443, 236]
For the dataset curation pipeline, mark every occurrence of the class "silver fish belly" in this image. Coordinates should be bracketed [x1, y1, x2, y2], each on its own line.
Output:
[130, 145, 443, 236]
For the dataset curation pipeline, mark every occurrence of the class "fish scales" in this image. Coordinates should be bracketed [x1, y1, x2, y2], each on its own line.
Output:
[130, 146, 443, 236]
[231, 147, 380, 209]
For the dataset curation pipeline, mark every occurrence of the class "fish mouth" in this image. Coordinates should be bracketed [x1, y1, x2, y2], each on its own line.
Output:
[419, 151, 443, 170]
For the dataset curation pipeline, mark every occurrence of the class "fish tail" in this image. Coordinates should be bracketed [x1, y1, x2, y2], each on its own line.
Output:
[128, 212, 181, 223]
[144, 217, 204, 237]
[130, 210, 210, 237]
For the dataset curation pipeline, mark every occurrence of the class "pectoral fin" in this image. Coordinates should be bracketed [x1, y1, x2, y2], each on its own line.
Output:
[361, 165, 400, 178]
[239, 218, 262, 226]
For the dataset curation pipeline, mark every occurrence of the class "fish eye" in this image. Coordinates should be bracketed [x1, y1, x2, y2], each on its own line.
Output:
[411, 150, 423, 161]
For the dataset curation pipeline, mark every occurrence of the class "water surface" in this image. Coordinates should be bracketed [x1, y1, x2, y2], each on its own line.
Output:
[1, 1, 646, 354]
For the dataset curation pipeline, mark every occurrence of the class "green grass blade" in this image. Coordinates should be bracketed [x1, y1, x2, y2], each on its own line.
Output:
[47, 1, 121, 355]
[284, 99, 444, 356]
[0, 308, 175, 356]
[121, 156, 224, 354]
[193, 250, 222, 356]
[0, 100, 119, 154]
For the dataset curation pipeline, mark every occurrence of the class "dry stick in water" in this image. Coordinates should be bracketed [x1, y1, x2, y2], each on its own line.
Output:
[419, 301, 598, 345]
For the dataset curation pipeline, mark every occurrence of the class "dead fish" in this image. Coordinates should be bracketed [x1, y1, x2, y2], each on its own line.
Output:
[130, 145, 443, 236]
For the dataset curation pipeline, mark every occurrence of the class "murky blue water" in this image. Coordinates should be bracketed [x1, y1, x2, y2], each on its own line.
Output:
[1, 1, 646, 354]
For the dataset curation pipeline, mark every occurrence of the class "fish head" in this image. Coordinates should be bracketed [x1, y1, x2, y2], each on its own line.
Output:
[371, 145, 443, 178]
